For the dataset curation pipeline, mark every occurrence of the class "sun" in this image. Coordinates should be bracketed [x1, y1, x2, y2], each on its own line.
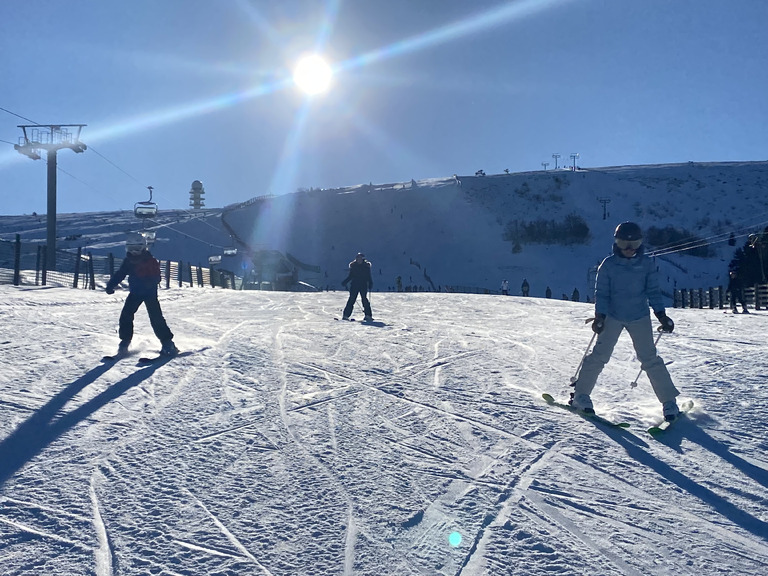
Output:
[292, 54, 332, 95]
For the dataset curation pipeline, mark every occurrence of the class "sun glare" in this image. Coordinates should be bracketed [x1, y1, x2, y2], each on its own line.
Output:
[293, 54, 332, 95]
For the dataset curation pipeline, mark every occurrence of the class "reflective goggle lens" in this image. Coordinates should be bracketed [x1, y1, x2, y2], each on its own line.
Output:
[616, 238, 642, 250]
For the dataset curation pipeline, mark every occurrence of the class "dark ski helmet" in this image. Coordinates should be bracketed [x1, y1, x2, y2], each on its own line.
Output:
[614, 221, 643, 250]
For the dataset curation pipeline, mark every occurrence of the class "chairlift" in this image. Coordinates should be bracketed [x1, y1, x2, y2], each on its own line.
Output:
[140, 229, 157, 244]
[208, 254, 222, 265]
[134, 186, 158, 219]
[222, 235, 238, 257]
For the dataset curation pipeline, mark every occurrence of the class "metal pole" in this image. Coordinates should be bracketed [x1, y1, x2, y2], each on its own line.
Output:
[630, 330, 664, 388]
[46, 148, 58, 270]
[570, 331, 597, 384]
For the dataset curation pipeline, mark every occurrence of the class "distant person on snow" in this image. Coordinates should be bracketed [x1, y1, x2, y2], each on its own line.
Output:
[105, 233, 178, 356]
[501, 279, 509, 295]
[727, 269, 748, 314]
[521, 278, 530, 296]
[341, 252, 374, 321]
[569, 222, 680, 422]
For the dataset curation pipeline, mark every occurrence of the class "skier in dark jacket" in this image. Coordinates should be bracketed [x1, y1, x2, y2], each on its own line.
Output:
[341, 252, 374, 321]
[727, 269, 748, 313]
[106, 234, 178, 356]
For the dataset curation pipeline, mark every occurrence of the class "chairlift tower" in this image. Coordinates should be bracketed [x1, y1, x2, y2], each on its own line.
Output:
[542, 162, 549, 171]
[570, 152, 580, 171]
[597, 196, 611, 220]
[15, 124, 87, 269]
[552, 153, 561, 169]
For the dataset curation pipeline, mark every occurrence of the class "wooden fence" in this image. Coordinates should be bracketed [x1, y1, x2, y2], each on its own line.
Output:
[0, 235, 236, 290]
[673, 284, 768, 310]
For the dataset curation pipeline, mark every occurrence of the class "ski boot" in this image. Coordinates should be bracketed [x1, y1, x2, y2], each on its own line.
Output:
[662, 399, 680, 422]
[569, 393, 595, 414]
[160, 340, 179, 357]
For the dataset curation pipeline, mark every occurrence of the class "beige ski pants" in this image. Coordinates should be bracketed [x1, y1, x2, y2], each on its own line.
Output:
[573, 315, 679, 404]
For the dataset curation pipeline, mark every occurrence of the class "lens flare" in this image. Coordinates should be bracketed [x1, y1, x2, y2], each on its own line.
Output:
[448, 531, 462, 547]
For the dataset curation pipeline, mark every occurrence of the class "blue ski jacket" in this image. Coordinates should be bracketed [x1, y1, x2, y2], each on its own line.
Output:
[594, 245, 665, 322]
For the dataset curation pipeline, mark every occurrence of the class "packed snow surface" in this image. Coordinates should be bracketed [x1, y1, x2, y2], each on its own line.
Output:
[1, 285, 767, 575]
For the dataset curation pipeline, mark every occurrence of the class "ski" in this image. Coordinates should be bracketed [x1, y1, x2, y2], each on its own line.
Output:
[647, 400, 694, 437]
[137, 350, 192, 364]
[334, 317, 355, 321]
[542, 393, 630, 428]
[101, 352, 130, 362]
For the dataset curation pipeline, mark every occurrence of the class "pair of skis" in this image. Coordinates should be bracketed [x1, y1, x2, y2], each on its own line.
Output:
[101, 351, 186, 364]
[542, 393, 693, 437]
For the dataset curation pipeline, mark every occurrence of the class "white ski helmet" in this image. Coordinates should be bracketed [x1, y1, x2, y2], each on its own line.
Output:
[125, 232, 147, 255]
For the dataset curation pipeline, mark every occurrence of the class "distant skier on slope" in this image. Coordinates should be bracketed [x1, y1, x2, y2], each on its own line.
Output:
[105, 233, 178, 356]
[341, 252, 374, 321]
[569, 222, 681, 421]
[727, 268, 748, 313]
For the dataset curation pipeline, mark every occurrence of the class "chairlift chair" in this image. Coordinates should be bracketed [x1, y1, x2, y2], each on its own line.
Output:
[208, 254, 222, 265]
[223, 246, 238, 257]
[134, 186, 158, 219]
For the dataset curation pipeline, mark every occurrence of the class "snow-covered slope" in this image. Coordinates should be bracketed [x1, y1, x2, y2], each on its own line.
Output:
[1, 285, 766, 575]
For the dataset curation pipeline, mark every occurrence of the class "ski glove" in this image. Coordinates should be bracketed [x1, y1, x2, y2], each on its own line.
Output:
[655, 311, 675, 333]
[592, 313, 606, 334]
[105, 286, 115, 295]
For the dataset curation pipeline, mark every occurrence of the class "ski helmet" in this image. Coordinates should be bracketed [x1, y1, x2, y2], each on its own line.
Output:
[125, 232, 147, 255]
[614, 222, 643, 250]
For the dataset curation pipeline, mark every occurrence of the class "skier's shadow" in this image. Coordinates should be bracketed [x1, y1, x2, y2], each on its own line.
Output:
[681, 422, 768, 490]
[608, 427, 768, 540]
[0, 359, 170, 487]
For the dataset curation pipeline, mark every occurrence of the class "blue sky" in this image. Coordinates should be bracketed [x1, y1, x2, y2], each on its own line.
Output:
[1, 0, 766, 215]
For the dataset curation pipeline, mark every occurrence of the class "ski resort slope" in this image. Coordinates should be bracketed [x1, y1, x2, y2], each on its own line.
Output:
[0, 285, 766, 576]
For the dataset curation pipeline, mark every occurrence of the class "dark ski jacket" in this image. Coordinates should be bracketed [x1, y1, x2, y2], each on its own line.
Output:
[342, 259, 373, 290]
[107, 250, 162, 296]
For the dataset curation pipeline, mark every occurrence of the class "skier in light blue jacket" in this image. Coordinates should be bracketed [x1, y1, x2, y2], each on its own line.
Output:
[570, 222, 680, 421]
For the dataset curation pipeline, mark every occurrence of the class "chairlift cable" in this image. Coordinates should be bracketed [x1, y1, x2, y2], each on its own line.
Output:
[0, 105, 39, 124]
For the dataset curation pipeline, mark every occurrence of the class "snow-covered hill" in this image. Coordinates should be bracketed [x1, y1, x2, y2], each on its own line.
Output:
[2, 161, 768, 300]
[1, 286, 766, 575]
[220, 161, 768, 297]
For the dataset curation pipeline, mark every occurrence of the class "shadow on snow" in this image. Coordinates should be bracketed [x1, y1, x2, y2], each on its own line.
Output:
[0, 359, 171, 487]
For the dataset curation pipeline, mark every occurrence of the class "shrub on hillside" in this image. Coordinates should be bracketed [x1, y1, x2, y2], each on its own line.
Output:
[503, 213, 590, 247]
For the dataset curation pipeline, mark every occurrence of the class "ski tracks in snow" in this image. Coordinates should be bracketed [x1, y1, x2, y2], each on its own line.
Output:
[3, 290, 768, 575]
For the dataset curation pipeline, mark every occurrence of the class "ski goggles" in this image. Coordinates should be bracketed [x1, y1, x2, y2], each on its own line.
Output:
[615, 238, 643, 250]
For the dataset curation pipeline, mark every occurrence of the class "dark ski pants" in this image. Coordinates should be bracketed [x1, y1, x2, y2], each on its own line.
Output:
[343, 286, 372, 318]
[119, 291, 174, 343]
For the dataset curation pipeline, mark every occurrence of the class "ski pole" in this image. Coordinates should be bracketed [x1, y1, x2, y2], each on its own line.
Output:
[570, 331, 597, 384]
[630, 329, 664, 389]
